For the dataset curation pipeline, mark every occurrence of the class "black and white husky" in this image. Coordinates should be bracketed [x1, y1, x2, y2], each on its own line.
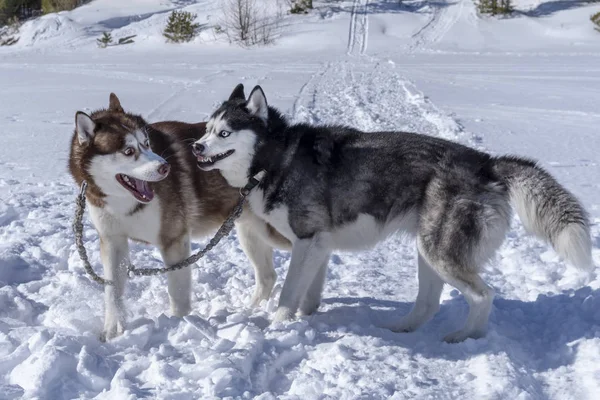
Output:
[193, 84, 593, 342]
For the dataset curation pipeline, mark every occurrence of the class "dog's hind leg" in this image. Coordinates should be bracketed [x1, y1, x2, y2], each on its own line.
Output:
[236, 214, 277, 307]
[274, 234, 331, 322]
[438, 271, 495, 343]
[417, 242, 497, 342]
[100, 236, 129, 341]
[417, 179, 511, 342]
[299, 260, 329, 316]
[387, 252, 444, 333]
[160, 235, 192, 317]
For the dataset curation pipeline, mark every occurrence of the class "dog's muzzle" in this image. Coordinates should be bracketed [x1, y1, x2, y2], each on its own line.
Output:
[192, 142, 206, 156]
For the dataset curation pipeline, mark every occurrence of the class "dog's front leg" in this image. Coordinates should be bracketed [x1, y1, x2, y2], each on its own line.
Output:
[99, 236, 129, 341]
[274, 234, 331, 322]
[236, 213, 277, 307]
[160, 235, 192, 317]
[299, 260, 328, 316]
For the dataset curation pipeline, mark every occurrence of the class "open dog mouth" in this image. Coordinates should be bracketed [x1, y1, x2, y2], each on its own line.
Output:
[116, 174, 154, 203]
[196, 150, 235, 168]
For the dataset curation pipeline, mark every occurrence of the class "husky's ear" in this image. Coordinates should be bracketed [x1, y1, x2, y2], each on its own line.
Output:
[228, 84, 245, 101]
[108, 93, 124, 113]
[75, 112, 96, 145]
[247, 86, 268, 122]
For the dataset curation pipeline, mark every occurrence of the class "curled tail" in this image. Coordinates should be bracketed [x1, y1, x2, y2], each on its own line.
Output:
[494, 156, 592, 270]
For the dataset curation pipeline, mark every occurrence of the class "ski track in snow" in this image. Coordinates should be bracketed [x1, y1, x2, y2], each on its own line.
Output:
[408, 0, 466, 52]
[1, 0, 600, 399]
[347, 0, 370, 56]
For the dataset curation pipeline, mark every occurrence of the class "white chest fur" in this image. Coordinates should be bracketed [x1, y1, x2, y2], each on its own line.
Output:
[247, 189, 297, 241]
[88, 198, 162, 244]
[248, 188, 417, 251]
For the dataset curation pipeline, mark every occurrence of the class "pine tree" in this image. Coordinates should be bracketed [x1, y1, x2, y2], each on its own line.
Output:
[0, 15, 20, 46]
[41, 0, 80, 14]
[163, 10, 201, 43]
[96, 31, 112, 48]
[592, 12, 600, 32]
[478, 0, 512, 15]
[290, 0, 313, 14]
[498, 0, 513, 14]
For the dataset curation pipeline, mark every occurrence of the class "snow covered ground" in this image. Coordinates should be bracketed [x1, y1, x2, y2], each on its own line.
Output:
[1, 0, 600, 398]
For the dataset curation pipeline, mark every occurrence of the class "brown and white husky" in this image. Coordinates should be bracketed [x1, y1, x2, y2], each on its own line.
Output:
[68, 93, 288, 340]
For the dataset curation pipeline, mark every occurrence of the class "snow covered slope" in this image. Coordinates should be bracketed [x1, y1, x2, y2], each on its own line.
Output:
[1, 0, 599, 398]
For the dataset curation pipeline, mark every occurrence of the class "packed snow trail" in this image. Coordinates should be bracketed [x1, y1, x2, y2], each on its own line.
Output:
[292, 60, 465, 141]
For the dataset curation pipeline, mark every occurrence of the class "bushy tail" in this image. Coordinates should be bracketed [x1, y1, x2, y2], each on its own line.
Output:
[494, 156, 592, 271]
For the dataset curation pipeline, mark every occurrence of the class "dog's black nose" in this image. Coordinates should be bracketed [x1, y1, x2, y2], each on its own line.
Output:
[158, 162, 170, 176]
[193, 142, 205, 155]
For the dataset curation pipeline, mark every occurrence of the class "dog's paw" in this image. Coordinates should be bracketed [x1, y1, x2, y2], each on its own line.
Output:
[101, 321, 125, 342]
[387, 320, 419, 333]
[443, 328, 485, 343]
[249, 296, 263, 308]
[249, 280, 276, 308]
[250, 291, 270, 308]
[375, 315, 419, 333]
[170, 302, 191, 318]
[299, 300, 320, 316]
[273, 306, 294, 322]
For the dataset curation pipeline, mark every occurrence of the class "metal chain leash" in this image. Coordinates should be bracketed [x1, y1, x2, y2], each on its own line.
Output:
[72, 171, 266, 286]
[73, 181, 112, 285]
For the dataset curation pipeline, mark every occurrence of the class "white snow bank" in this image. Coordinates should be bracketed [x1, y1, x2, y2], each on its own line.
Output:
[16, 14, 83, 47]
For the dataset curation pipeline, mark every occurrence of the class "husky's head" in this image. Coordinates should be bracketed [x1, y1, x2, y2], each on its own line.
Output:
[192, 84, 271, 187]
[69, 93, 170, 205]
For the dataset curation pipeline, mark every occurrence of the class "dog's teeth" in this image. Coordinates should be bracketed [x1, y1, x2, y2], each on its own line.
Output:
[199, 155, 217, 164]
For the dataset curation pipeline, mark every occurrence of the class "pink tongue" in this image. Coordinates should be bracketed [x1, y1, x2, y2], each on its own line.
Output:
[133, 178, 154, 200]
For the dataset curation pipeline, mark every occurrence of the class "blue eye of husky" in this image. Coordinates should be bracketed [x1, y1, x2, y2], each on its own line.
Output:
[218, 130, 231, 138]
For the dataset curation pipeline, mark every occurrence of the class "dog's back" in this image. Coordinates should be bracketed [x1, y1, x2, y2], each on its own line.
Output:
[263, 125, 498, 236]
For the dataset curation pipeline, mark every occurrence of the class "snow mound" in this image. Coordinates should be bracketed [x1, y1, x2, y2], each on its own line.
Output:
[0, 201, 17, 227]
[16, 14, 83, 47]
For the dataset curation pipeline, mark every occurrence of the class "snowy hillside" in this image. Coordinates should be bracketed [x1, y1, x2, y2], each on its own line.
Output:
[1, 0, 600, 398]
